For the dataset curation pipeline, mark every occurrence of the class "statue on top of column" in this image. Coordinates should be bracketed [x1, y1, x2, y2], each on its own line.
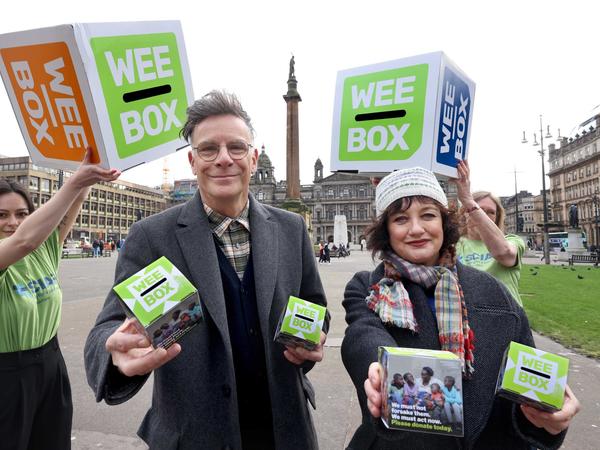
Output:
[288, 55, 295, 80]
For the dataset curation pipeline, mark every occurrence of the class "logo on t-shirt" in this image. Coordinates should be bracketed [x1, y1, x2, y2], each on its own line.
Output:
[12, 275, 59, 302]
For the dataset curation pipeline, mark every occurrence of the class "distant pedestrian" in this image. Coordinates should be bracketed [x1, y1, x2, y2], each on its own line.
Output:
[324, 242, 331, 263]
[360, 238, 366, 251]
[92, 239, 100, 257]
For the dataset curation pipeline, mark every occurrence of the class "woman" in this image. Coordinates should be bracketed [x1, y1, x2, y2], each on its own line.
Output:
[454, 160, 526, 305]
[341, 167, 579, 449]
[0, 148, 119, 450]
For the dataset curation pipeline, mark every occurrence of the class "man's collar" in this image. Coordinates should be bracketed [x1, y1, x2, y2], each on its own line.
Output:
[204, 201, 250, 237]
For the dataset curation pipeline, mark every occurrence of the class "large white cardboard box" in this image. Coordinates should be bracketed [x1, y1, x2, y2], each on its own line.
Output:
[331, 52, 475, 178]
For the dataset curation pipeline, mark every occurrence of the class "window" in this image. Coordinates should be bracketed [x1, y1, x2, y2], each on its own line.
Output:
[30, 177, 39, 189]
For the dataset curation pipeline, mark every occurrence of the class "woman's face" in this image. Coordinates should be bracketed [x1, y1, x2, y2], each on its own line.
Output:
[0, 193, 29, 239]
[421, 369, 432, 383]
[467, 196, 498, 240]
[387, 200, 444, 266]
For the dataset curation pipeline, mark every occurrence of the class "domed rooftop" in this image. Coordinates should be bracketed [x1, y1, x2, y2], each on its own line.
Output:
[257, 145, 272, 167]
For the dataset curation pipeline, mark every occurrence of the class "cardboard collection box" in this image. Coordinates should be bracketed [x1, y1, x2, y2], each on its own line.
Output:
[113, 256, 202, 349]
[331, 52, 475, 178]
[0, 20, 194, 171]
[379, 346, 463, 437]
[274, 296, 327, 351]
[496, 341, 569, 412]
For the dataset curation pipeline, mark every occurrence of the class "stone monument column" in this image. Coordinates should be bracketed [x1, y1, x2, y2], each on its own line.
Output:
[281, 56, 311, 240]
[283, 55, 301, 200]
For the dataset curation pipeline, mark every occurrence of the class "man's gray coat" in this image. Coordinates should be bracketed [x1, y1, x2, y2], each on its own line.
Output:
[84, 192, 327, 449]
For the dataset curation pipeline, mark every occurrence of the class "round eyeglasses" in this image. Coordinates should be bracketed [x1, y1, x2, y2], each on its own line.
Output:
[192, 141, 253, 162]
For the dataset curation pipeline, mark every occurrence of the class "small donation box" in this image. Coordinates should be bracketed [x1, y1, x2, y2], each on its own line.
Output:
[274, 296, 327, 351]
[496, 341, 569, 412]
[113, 256, 202, 349]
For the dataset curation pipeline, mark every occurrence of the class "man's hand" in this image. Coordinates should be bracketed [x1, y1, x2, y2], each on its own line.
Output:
[520, 384, 581, 435]
[105, 318, 181, 377]
[284, 331, 326, 365]
[364, 361, 384, 418]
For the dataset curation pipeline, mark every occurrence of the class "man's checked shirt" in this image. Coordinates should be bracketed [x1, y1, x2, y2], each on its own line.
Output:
[204, 202, 251, 280]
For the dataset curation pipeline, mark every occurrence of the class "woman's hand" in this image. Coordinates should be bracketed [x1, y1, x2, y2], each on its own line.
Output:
[67, 147, 120, 189]
[520, 384, 581, 435]
[453, 160, 476, 208]
[364, 361, 384, 418]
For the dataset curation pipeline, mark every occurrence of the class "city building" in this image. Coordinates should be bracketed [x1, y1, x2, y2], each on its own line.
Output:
[0, 155, 168, 242]
[251, 148, 375, 244]
[548, 111, 600, 247]
[502, 190, 549, 247]
[248, 146, 457, 245]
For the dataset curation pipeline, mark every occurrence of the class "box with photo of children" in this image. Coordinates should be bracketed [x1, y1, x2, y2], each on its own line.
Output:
[379, 346, 463, 436]
[113, 256, 203, 349]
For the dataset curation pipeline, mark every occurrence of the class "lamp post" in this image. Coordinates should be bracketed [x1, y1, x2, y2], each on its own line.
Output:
[593, 194, 600, 251]
[522, 116, 553, 264]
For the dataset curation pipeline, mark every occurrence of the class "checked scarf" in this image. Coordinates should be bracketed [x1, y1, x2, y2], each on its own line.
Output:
[366, 251, 475, 377]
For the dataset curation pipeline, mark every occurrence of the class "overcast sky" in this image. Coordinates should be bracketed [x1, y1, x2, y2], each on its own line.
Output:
[1, 0, 599, 197]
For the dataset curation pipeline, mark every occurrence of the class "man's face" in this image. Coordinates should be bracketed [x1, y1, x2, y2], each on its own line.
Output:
[188, 115, 257, 213]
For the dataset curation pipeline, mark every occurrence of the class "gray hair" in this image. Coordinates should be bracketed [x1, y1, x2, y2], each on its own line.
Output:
[180, 90, 255, 143]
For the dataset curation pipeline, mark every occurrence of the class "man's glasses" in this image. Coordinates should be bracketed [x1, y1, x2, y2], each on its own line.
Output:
[192, 141, 252, 162]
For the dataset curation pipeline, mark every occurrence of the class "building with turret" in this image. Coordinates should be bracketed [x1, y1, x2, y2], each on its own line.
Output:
[250, 146, 376, 244]
[548, 110, 600, 248]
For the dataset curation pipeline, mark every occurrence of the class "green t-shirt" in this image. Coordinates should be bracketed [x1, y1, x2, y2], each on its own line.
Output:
[0, 229, 62, 352]
[456, 234, 526, 306]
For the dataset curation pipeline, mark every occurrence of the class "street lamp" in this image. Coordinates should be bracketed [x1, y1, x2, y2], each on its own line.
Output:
[593, 194, 600, 252]
[522, 116, 553, 264]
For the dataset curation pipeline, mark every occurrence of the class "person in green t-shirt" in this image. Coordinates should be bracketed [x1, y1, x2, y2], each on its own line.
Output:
[453, 160, 526, 305]
[0, 148, 119, 450]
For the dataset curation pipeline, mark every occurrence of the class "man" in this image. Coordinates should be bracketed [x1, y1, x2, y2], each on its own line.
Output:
[84, 91, 329, 450]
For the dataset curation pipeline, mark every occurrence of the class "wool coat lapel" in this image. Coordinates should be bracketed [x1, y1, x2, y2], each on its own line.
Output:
[249, 196, 279, 338]
[175, 191, 231, 348]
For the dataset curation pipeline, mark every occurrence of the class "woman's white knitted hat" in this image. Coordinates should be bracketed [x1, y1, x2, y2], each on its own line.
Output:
[376, 167, 448, 216]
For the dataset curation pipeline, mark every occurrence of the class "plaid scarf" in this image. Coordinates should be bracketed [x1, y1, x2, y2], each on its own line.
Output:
[366, 251, 475, 377]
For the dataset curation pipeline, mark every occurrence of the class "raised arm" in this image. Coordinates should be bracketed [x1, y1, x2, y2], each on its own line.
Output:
[0, 148, 119, 270]
[57, 187, 90, 245]
[454, 160, 518, 267]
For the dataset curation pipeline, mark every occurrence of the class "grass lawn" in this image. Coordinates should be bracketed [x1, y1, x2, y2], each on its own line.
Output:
[520, 263, 600, 359]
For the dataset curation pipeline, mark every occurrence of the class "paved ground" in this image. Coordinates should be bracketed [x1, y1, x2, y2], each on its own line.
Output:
[58, 250, 599, 449]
